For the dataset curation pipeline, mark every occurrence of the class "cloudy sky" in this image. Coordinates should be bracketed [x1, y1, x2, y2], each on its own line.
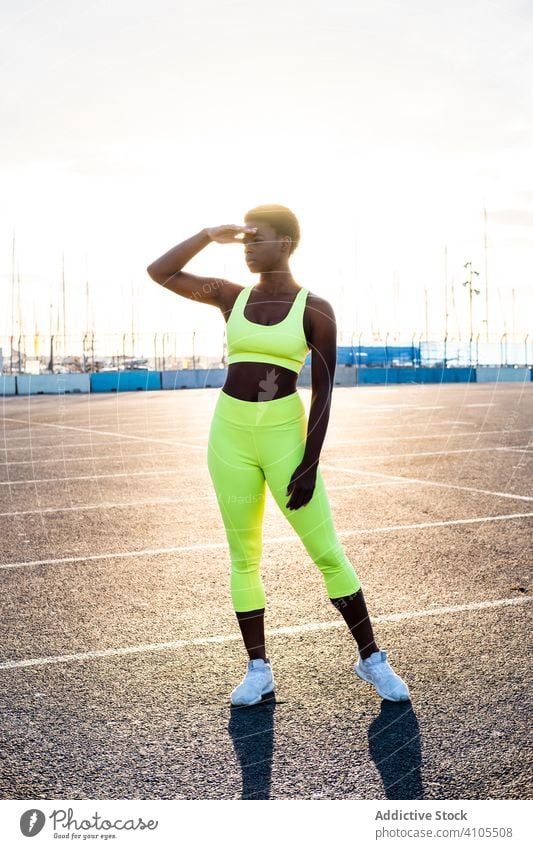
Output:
[1, 0, 532, 357]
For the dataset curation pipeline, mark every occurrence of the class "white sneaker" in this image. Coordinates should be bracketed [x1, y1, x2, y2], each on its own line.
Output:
[230, 658, 276, 706]
[354, 649, 410, 702]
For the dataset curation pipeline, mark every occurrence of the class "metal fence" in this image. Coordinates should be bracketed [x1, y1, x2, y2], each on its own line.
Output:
[0, 330, 531, 374]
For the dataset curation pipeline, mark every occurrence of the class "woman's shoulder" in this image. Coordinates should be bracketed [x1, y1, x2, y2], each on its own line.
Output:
[219, 282, 250, 321]
[302, 291, 336, 344]
[304, 290, 334, 313]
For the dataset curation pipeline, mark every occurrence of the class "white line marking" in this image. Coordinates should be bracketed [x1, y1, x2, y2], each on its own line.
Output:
[0, 472, 409, 490]
[0, 438, 177, 451]
[0, 498, 191, 518]
[0, 596, 530, 670]
[3, 417, 532, 449]
[0, 480, 411, 514]
[328, 428, 531, 446]
[0, 450, 178, 469]
[1, 441, 530, 474]
[2, 417, 205, 452]
[329, 481, 410, 491]
[320, 463, 533, 502]
[1, 512, 532, 570]
[327, 445, 532, 461]
[437, 421, 473, 426]
[496, 447, 533, 455]
[0, 467, 183, 485]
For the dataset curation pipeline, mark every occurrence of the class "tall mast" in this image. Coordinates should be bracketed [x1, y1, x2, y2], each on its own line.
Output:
[484, 206, 489, 342]
[444, 245, 449, 340]
[85, 254, 90, 334]
[17, 269, 23, 371]
[61, 252, 66, 358]
[10, 230, 15, 372]
[424, 286, 429, 345]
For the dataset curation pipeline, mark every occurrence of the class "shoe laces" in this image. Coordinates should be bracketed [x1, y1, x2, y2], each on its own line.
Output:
[370, 662, 396, 681]
[363, 653, 396, 679]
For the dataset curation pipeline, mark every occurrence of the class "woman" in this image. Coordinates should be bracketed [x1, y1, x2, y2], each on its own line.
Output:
[147, 204, 409, 707]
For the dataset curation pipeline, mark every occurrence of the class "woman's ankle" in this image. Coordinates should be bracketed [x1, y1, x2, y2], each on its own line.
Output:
[248, 651, 268, 662]
[359, 643, 380, 660]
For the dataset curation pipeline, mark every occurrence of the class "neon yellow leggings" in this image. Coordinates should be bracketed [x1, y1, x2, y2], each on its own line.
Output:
[207, 389, 362, 612]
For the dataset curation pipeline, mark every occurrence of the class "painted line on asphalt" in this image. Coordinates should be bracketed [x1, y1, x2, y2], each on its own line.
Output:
[0, 596, 530, 670]
[0, 471, 409, 490]
[2, 417, 205, 452]
[0, 497, 196, 518]
[3, 417, 532, 450]
[1, 511, 532, 570]
[320, 463, 533, 503]
[328, 428, 531, 446]
[327, 445, 532, 461]
[0, 466, 183, 483]
[496, 447, 533, 454]
[0, 450, 178, 469]
[1, 441, 530, 477]
[0, 480, 412, 515]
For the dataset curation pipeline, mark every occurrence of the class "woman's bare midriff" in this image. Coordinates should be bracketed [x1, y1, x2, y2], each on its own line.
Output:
[222, 362, 299, 402]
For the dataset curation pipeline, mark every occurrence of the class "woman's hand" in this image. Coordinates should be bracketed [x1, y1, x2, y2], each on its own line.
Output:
[205, 224, 258, 244]
[286, 462, 318, 511]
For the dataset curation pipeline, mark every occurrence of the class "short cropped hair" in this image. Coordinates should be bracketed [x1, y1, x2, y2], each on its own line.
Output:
[244, 204, 300, 255]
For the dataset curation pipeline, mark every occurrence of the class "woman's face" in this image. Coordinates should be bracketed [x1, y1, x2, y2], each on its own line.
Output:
[243, 220, 289, 272]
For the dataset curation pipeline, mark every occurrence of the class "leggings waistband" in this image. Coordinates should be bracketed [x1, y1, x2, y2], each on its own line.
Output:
[214, 389, 305, 427]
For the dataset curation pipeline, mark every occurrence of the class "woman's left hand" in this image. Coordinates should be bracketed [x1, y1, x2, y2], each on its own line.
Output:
[286, 462, 318, 511]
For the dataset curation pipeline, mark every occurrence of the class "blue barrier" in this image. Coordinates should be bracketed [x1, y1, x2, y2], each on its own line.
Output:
[3, 365, 530, 395]
[17, 374, 90, 394]
[161, 369, 226, 390]
[357, 367, 475, 384]
[0, 375, 17, 395]
[90, 370, 161, 392]
[476, 367, 531, 383]
[338, 346, 420, 366]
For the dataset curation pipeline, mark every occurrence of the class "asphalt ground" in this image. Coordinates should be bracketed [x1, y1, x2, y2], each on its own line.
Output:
[0, 381, 531, 800]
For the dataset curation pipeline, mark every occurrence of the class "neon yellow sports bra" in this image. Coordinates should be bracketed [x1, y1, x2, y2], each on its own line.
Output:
[226, 285, 311, 374]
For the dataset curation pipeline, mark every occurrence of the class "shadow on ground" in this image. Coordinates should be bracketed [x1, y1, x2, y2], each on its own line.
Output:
[228, 694, 277, 800]
[368, 701, 424, 799]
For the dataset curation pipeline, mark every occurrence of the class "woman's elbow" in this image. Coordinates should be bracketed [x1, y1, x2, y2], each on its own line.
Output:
[146, 263, 163, 283]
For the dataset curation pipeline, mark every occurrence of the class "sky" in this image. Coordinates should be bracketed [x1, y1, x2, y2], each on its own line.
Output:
[1, 0, 532, 360]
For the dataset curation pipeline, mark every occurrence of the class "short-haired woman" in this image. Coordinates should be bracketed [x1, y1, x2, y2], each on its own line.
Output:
[147, 204, 410, 706]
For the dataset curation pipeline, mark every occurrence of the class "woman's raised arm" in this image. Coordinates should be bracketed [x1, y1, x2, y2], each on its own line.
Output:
[146, 224, 257, 307]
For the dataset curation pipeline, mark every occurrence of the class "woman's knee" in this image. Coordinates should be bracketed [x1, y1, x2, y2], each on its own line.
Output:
[230, 552, 262, 578]
[310, 542, 362, 596]
[230, 567, 266, 611]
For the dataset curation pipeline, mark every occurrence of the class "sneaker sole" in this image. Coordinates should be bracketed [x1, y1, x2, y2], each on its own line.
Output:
[354, 666, 410, 702]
